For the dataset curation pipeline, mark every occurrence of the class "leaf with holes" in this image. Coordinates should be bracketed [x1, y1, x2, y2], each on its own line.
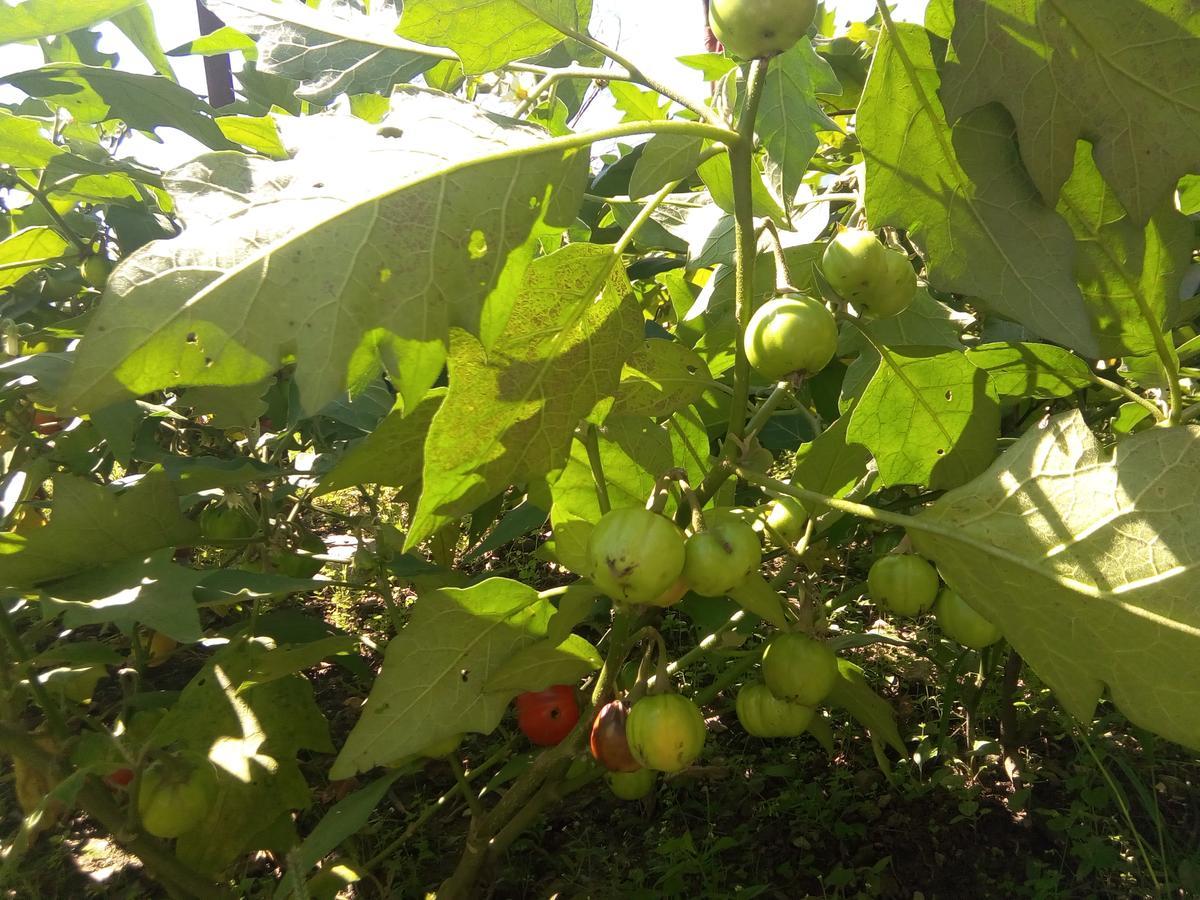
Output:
[330, 578, 556, 777]
[404, 243, 643, 549]
[911, 411, 1200, 750]
[846, 347, 999, 490]
[60, 90, 589, 415]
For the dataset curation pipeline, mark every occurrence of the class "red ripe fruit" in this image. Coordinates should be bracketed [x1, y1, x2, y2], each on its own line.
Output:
[105, 767, 135, 789]
[515, 685, 580, 747]
[589, 700, 641, 772]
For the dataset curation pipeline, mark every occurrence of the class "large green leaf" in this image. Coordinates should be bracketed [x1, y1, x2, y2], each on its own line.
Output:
[1, 64, 238, 150]
[0, 473, 199, 589]
[0, 109, 67, 169]
[0, 227, 71, 291]
[40, 550, 204, 642]
[406, 242, 643, 548]
[206, 0, 437, 104]
[398, 0, 592, 75]
[859, 23, 1096, 356]
[1057, 143, 1193, 359]
[0, 0, 141, 43]
[911, 411, 1200, 750]
[753, 39, 840, 209]
[610, 337, 712, 418]
[330, 578, 557, 777]
[846, 347, 1000, 490]
[316, 389, 444, 496]
[965, 341, 1093, 401]
[941, 0, 1200, 224]
[61, 91, 589, 415]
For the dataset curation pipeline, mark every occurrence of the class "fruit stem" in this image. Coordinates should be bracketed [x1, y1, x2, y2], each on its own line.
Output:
[743, 382, 794, 442]
[580, 423, 612, 515]
[759, 219, 797, 292]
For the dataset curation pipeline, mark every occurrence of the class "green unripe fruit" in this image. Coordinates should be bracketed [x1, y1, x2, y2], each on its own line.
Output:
[868, 248, 918, 318]
[867, 554, 940, 617]
[744, 296, 838, 381]
[606, 767, 657, 800]
[822, 228, 889, 305]
[764, 495, 808, 545]
[761, 632, 838, 706]
[709, 0, 817, 60]
[934, 589, 1002, 650]
[81, 254, 114, 289]
[736, 682, 814, 737]
[587, 507, 686, 606]
[682, 511, 762, 597]
[625, 693, 707, 773]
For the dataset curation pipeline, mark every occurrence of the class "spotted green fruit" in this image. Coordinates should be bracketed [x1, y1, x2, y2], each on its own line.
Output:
[868, 554, 939, 617]
[934, 589, 1002, 650]
[626, 693, 706, 773]
[744, 296, 838, 380]
[586, 507, 686, 606]
[709, 0, 817, 60]
[682, 511, 762, 597]
[761, 632, 838, 706]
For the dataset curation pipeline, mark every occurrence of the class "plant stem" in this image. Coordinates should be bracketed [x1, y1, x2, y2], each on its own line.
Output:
[725, 58, 769, 444]
[760, 219, 796, 292]
[1087, 374, 1165, 421]
[743, 382, 793, 441]
[0, 599, 68, 739]
[10, 173, 90, 253]
[0, 254, 82, 273]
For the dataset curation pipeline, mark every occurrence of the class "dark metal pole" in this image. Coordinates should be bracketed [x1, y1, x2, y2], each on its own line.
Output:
[195, 0, 235, 108]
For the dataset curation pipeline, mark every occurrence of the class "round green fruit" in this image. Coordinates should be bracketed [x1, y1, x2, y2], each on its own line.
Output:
[81, 254, 113, 289]
[682, 511, 762, 597]
[868, 554, 939, 617]
[625, 693, 706, 773]
[736, 682, 814, 737]
[709, 0, 817, 60]
[764, 494, 808, 545]
[744, 296, 838, 381]
[137, 757, 217, 839]
[761, 632, 838, 706]
[273, 529, 325, 578]
[821, 228, 889, 306]
[867, 248, 917, 318]
[606, 767, 657, 800]
[200, 504, 257, 542]
[587, 507, 686, 606]
[934, 589, 1002, 650]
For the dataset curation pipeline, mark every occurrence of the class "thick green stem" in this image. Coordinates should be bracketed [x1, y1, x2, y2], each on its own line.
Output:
[580, 424, 611, 516]
[0, 599, 68, 739]
[725, 58, 770, 444]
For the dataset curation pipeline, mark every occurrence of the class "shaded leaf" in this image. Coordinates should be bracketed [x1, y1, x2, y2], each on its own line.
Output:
[912, 411, 1200, 750]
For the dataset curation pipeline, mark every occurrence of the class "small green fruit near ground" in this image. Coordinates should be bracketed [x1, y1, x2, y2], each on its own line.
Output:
[868, 554, 939, 617]
[867, 248, 918, 318]
[625, 693, 706, 772]
[764, 494, 808, 545]
[935, 589, 1002, 650]
[761, 632, 838, 705]
[199, 503, 257, 541]
[273, 529, 326, 578]
[682, 510, 762, 597]
[709, 0, 817, 60]
[736, 682, 814, 737]
[137, 757, 217, 838]
[587, 507, 686, 605]
[821, 228, 888, 305]
[606, 767, 657, 800]
[744, 296, 838, 380]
